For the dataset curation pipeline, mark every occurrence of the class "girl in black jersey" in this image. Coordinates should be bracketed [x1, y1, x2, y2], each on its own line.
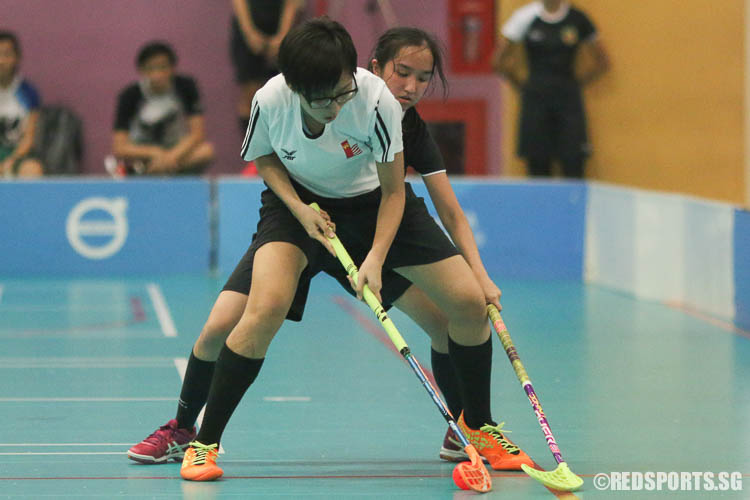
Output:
[364, 27, 531, 468]
[493, 0, 609, 178]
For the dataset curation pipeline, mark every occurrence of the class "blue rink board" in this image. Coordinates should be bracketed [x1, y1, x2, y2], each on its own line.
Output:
[216, 178, 586, 280]
[0, 179, 210, 276]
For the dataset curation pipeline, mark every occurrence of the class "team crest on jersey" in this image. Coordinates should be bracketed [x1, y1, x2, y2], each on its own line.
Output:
[281, 148, 297, 160]
[560, 26, 579, 45]
[340, 140, 363, 159]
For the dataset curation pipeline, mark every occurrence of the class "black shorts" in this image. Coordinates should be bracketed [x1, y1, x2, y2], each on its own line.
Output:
[222, 180, 459, 321]
[518, 83, 589, 161]
[229, 20, 279, 84]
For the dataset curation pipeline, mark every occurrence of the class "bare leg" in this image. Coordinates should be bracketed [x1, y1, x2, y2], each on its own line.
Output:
[393, 285, 449, 352]
[394, 285, 463, 418]
[195, 242, 308, 444]
[396, 255, 492, 427]
[193, 290, 249, 361]
[396, 255, 490, 346]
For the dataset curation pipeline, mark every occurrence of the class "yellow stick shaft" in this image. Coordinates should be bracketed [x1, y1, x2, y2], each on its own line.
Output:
[310, 203, 407, 352]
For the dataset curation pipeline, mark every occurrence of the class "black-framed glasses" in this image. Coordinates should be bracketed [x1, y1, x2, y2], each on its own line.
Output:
[306, 78, 358, 109]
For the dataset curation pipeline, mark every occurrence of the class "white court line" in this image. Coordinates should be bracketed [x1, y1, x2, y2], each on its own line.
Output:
[0, 397, 176, 402]
[0, 357, 176, 369]
[263, 396, 312, 402]
[0, 304, 132, 312]
[173, 357, 225, 454]
[147, 283, 177, 337]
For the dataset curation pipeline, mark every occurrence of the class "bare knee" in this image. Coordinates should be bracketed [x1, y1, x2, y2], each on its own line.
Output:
[226, 296, 291, 357]
[194, 291, 247, 360]
[448, 284, 487, 325]
[194, 314, 237, 360]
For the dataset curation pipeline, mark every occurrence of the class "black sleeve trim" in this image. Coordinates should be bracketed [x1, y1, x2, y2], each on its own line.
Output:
[240, 101, 260, 158]
[374, 106, 392, 162]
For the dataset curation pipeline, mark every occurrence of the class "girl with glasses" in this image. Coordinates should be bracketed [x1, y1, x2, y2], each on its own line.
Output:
[129, 19, 521, 483]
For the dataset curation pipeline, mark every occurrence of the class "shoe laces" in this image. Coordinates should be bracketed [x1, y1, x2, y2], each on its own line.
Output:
[480, 422, 520, 454]
[188, 442, 218, 465]
[143, 423, 176, 446]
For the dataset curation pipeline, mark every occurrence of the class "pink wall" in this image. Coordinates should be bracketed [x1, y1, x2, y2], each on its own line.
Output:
[4, 0, 241, 175]
[327, 0, 503, 174]
[3, 0, 501, 175]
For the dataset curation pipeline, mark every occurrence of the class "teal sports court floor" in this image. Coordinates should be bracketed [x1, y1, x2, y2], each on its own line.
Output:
[0, 274, 748, 499]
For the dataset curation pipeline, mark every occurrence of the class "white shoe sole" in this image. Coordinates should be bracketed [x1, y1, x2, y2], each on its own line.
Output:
[127, 450, 184, 464]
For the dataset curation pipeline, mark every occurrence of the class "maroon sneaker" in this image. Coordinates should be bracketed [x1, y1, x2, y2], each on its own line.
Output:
[440, 426, 470, 462]
[127, 419, 196, 464]
[440, 425, 493, 464]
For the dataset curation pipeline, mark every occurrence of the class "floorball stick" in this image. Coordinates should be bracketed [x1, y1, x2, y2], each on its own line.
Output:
[487, 304, 583, 491]
[311, 203, 492, 493]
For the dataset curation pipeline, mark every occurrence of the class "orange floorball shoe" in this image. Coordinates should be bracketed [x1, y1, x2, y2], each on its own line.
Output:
[180, 441, 223, 481]
[457, 412, 534, 470]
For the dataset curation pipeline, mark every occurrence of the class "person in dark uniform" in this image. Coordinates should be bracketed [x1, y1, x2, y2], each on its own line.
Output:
[230, 0, 304, 132]
[493, 0, 609, 178]
[110, 41, 214, 176]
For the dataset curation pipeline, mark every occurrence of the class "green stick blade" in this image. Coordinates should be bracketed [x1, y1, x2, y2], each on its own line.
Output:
[521, 462, 583, 492]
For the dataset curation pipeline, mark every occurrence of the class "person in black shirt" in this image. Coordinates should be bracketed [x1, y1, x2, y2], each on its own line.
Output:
[110, 41, 214, 176]
[493, 0, 609, 178]
[230, 0, 304, 132]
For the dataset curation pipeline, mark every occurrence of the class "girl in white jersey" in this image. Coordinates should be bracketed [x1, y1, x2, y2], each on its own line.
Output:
[130, 19, 514, 482]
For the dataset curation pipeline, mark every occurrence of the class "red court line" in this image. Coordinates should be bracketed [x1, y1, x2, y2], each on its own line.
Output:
[130, 296, 146, 322]
[332, 294, 578, 498]
[0, 472, 565, 481]
[2, 472, 746, 481]
[665, 301, 750, 340]
[332, 295, 439, 388]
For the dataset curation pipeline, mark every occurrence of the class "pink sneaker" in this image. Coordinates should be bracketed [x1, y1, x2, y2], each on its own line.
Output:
[127, 419, 196, 464]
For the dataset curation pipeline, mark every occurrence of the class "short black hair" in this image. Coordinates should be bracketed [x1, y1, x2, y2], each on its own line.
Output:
[369, 27, 448, 98]
[0, 30, 21, 58]
[136, 41, 177, 68]
[278, 17, 357, 99]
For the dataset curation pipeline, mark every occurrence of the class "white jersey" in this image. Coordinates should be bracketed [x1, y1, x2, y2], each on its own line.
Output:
[240, 68, 403, 198]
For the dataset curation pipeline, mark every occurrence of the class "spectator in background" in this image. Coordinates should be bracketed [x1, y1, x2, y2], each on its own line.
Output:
[0, 30, 43, 178]
[230, 0, 305, 132]
[492, 0, 609, 178]
[109, 41, 214, 176]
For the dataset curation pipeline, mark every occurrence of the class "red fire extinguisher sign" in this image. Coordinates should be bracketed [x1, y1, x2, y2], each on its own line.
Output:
[448, 0, 496, 74]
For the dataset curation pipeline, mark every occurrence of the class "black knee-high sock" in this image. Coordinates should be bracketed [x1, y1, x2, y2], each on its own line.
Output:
[175, 350, 216, 430]
[431, 348, 463, 420]
[195, 344, 264, 445]
[448, 336, 493, 429]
